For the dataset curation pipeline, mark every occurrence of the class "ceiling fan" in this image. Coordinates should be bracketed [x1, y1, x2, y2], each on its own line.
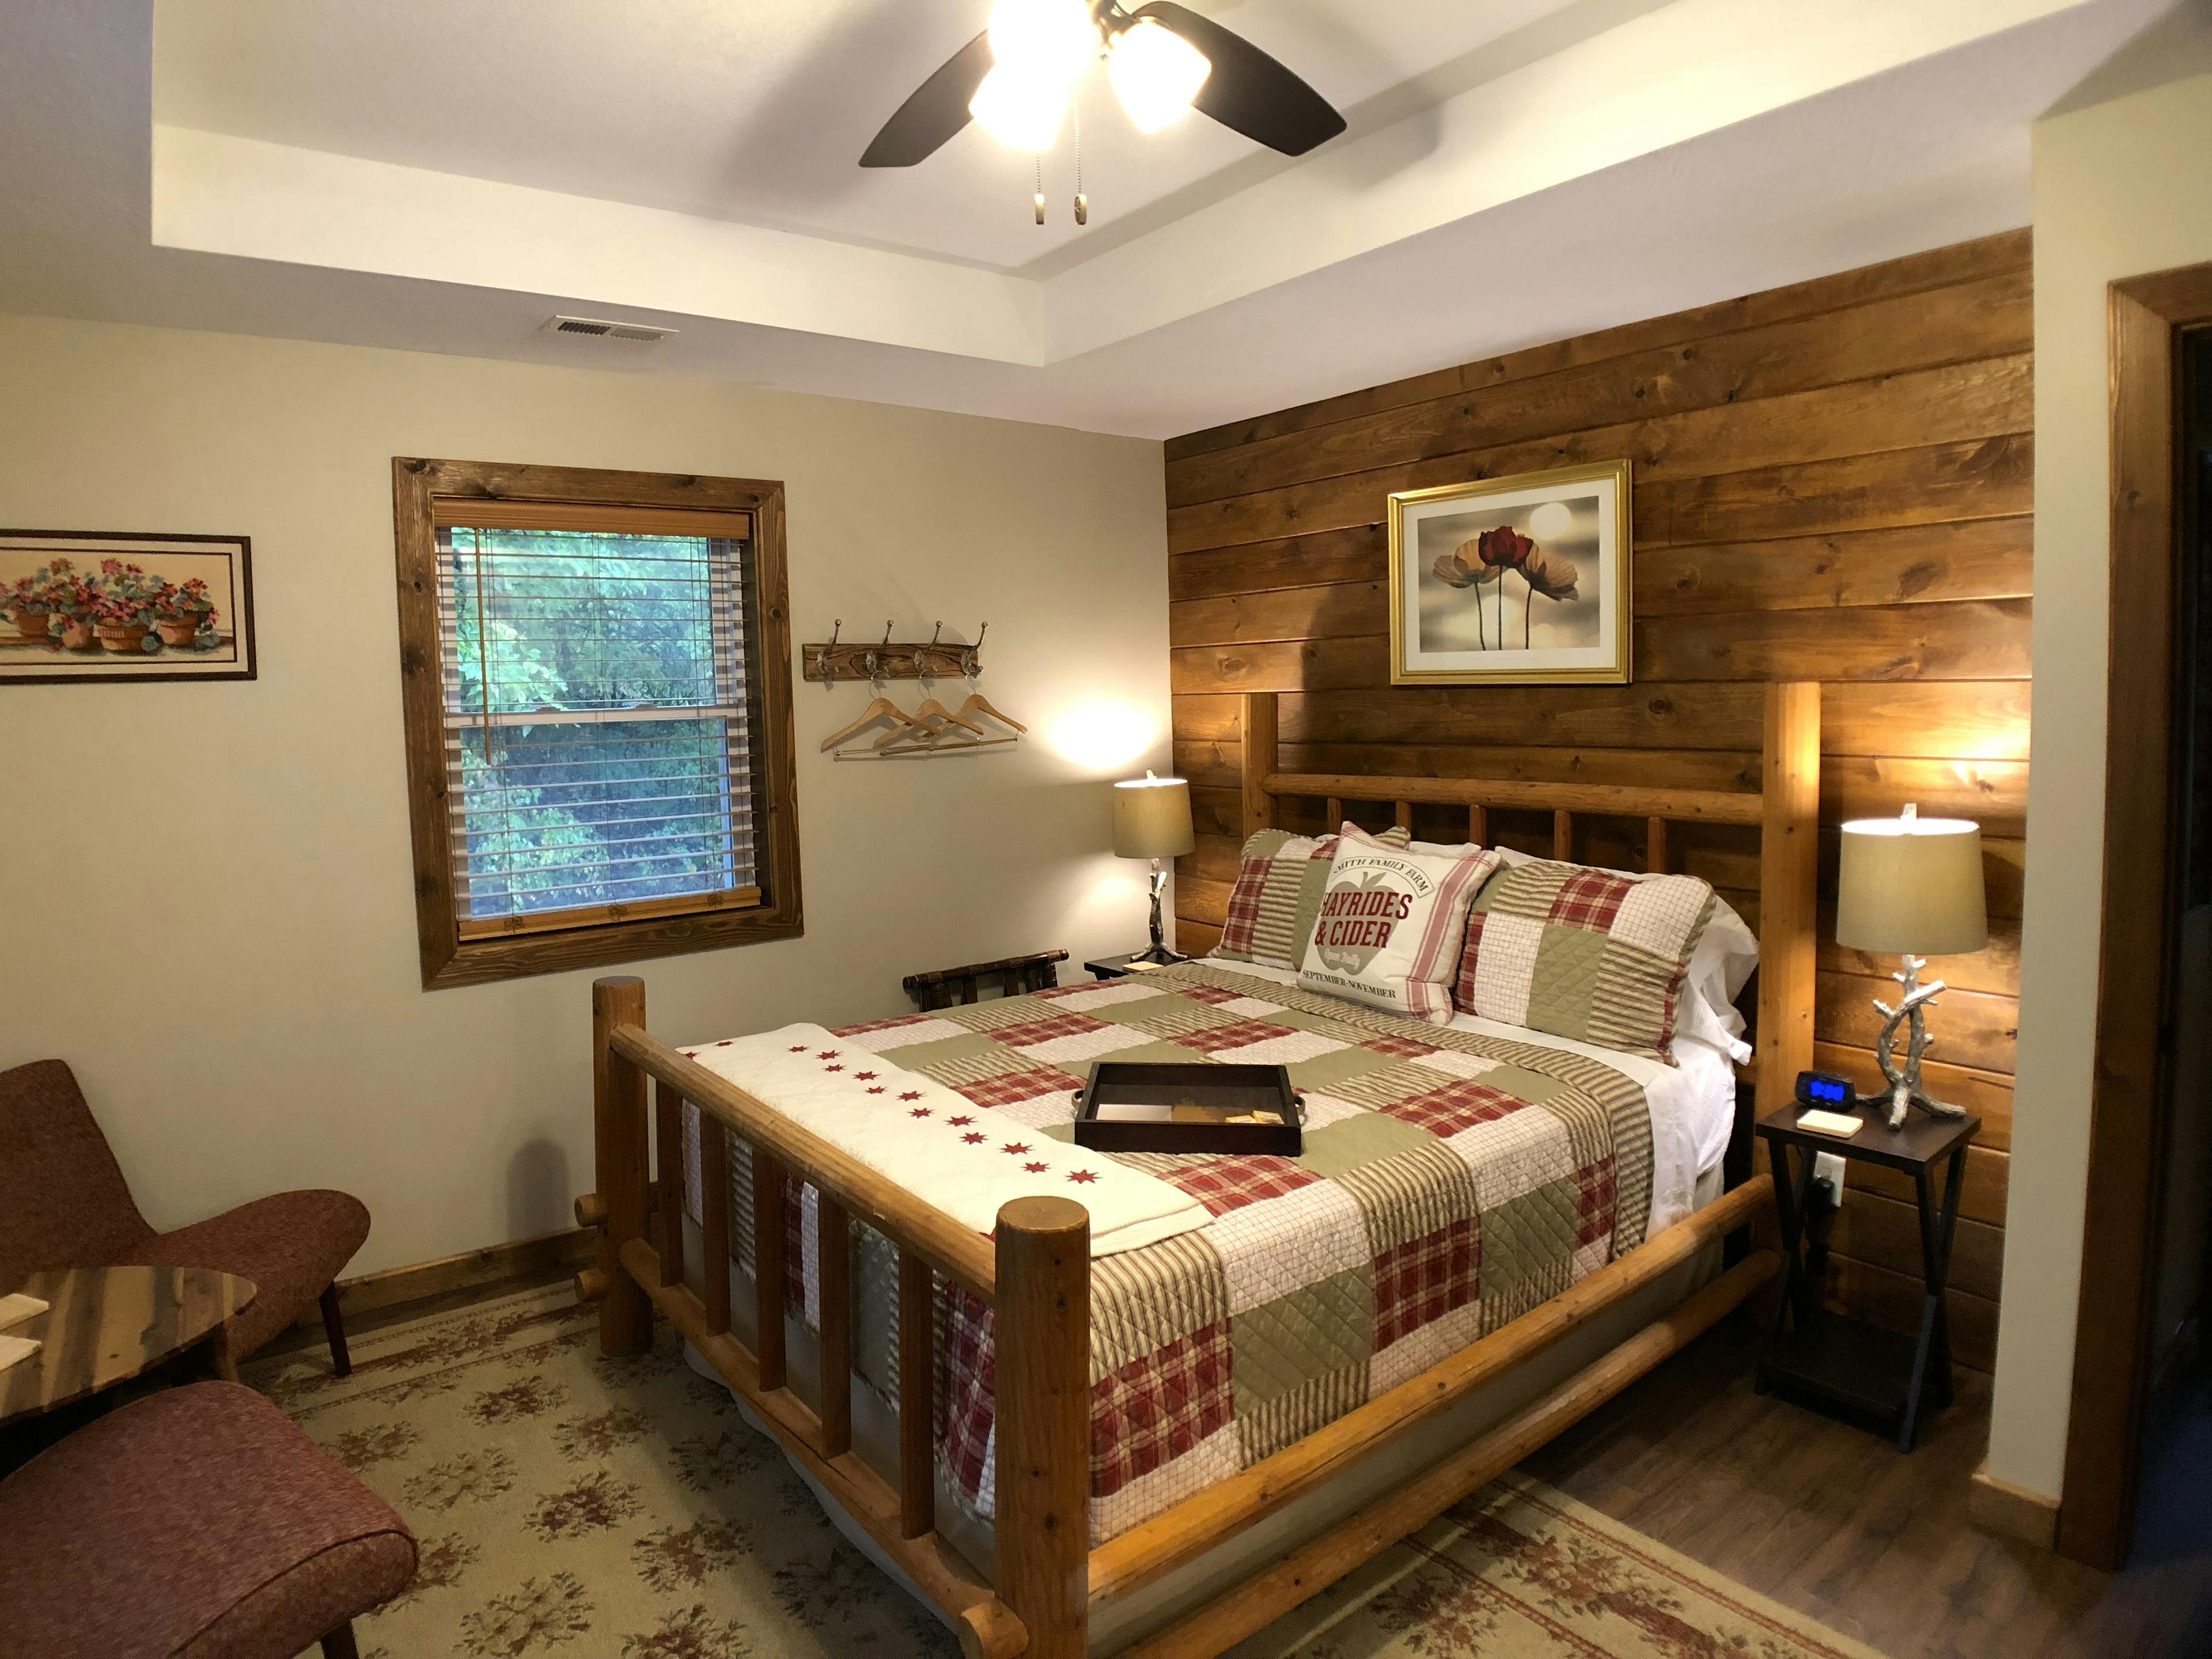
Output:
[860, 0, 1346, 168]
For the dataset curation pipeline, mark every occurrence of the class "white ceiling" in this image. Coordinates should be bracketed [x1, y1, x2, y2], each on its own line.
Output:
[0, 0, 2174, 437]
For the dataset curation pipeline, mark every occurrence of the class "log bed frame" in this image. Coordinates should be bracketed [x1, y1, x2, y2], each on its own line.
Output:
[575, 681, 1821, 1658]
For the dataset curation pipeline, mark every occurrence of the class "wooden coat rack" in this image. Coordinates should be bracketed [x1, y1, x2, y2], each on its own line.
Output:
[803, 620, 984, 683]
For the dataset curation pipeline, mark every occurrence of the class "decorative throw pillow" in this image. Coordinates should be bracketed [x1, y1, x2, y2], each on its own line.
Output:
[1457, 859, 1718, 1062]
[1213, 823, 1411, 971]
[1296, 825, 1502, 1024]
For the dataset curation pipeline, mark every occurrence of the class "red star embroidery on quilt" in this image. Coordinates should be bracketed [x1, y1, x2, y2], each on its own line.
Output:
[1024, 1161, 1048, 1173]
[909, 1107, 933, 1119]
[948, 1116, 973, 1126]
[1067, 1169, 1099, 1184]
[824, 1065, 844, 1073]
[899, 1091, 923, 1102]
[855, 1071, 877, 1081]
[817, 1050, 839, 1059]
[1002, 1143, 1031, 1156]
[962, 1132, 987, 1145]
[716, 1040, 733, 1047]
[788, 1044, 808, 1053]
[867, 1087, 885, 1095]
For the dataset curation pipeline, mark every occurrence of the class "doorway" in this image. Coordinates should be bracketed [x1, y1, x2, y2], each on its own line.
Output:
[2066, 265, 2212, 1568]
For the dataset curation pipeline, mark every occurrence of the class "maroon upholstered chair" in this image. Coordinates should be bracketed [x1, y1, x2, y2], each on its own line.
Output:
[0, 1381, 415, 1658]
[0, 1059, 370, 1373]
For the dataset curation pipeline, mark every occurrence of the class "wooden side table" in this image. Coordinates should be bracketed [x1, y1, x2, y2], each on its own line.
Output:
[1, 1265, 257, 1427]
[1753, 1101, 1978, 1452]
[1084, 950, 1186, 981]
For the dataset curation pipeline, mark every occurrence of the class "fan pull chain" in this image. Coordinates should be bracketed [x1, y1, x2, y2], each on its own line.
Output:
[1074, 102, 1088, 225]
[1034, 156, 1046, 226]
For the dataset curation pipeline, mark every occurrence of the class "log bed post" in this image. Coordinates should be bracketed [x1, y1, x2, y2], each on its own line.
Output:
[1756, 682, 1821, 1123]
[1240, 692, 1278, 840]
[591, 975, 654, 1356]
[994, 1197, 1090, 1658]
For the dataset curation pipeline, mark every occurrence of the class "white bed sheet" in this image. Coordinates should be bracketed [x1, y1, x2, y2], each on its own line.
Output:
[1199, 959, 1737, 1234]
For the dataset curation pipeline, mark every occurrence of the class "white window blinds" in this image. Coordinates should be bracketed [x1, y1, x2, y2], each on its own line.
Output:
[435, 519, 759, 937]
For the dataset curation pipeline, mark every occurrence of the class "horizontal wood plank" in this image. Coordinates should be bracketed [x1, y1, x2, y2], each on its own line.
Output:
[1165, 232, 2028, 462]
[1832, 1186, 2006, 1303]
[1172, 682, 2029, 760]
[1636, 516, 2032, 618]
[1638, 436, 2033, 551]
[1825, 1253, 1999, 1373]
[1169, 329, 2029, 510]
[1169, 378, 2030, 555]
[1849, 1145, 2008, 1230]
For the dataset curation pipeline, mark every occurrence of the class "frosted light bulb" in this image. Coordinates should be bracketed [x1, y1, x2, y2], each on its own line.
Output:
[1109, 18, 1210, 134]
[970, 62, 1069, 152]
[986, 0, 1099, 85]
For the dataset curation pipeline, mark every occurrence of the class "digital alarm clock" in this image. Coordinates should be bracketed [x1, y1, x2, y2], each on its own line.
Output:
[1794, 1070, 1856, 1110]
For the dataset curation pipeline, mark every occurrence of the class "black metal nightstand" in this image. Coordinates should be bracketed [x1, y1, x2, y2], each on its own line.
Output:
[1083, 950, 1187, 981]
[1754, 1100, 1979, 1452]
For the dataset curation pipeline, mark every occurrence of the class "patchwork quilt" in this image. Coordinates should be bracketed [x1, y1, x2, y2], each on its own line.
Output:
[681, 960, 1655, 1547]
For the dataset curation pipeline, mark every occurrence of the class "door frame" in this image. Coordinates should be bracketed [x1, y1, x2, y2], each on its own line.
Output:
[2063, 262, 2212, 1567]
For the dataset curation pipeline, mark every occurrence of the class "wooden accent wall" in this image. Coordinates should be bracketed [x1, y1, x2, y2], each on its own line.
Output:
[1165, 232, 2030, 1368]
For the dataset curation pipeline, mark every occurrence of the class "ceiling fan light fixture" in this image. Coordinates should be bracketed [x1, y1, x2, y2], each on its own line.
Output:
[985, 0, 1099, 84]
[969, 62, 1069, 151]
[1108, 18, 1211, 134]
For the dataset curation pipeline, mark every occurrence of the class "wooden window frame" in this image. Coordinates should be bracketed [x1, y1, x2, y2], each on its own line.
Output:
[393, 457, 801, 989]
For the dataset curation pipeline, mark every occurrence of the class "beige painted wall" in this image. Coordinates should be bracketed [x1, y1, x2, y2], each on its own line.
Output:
[0, 313, 1168, 1277]
[1991, 21, 2212, 1499]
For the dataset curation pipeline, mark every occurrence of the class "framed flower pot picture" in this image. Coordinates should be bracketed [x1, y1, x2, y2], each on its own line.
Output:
[1387, 460, 1631, 685]
[0, 529, 255, 684]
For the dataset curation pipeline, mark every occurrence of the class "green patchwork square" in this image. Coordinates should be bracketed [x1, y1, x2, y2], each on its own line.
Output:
[1476, 1063, 1573, 1105]
[1099, 998, 1237, 1033]
[1298, 1112, 1433, 1180]
[888, 1030, 1022, 1070]
[1527, 923, 1608, 1041]
[1231, 1266, 1375, 1408]
[1479, 1179, 1578, 1320]
[1274, 1043, 1395, 1094]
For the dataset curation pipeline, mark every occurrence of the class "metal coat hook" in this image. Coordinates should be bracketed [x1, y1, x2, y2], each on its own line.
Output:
[827, 619, 842, 649]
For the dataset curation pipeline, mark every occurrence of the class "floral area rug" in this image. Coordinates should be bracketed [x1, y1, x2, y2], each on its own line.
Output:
[248, 1283, 958, 1658]
[251, 1285, 1885, 1659]
[1228, 1474, 1891, 1659]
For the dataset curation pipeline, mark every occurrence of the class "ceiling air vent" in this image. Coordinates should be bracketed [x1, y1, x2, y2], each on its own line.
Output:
[543, 315, 676, 344]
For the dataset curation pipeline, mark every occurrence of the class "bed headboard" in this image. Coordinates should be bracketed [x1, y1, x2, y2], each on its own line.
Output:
[1233, 682, 1820, 1126]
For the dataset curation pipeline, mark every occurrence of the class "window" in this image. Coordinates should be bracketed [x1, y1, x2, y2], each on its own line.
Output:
[394, 461, 798, 987]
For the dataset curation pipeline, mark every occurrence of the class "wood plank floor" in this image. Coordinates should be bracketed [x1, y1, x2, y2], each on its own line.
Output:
[1520, 1312, 2212, 1658]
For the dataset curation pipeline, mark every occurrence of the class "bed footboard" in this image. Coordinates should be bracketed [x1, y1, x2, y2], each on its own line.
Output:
[575, 975, 1088, 1659]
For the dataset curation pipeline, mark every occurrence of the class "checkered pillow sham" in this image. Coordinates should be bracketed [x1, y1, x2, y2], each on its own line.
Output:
[1214, 822, 1410, 970]
[1456, 859, 1718, 1062]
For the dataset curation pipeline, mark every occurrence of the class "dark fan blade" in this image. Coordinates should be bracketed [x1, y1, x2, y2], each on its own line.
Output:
[1133, 2, 1344, 157]
[860, 29, 994, 166]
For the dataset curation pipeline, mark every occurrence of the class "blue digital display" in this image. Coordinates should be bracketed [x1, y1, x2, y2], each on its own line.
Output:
[1799, 1072, 1849, 1105]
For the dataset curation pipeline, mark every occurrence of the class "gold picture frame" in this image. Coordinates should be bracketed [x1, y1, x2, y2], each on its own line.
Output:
[1387, 459, 1632, 685]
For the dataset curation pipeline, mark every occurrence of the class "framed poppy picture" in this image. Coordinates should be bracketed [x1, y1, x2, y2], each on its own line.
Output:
[0, 529, 256, 684]
[1387, 460, 1631, 684]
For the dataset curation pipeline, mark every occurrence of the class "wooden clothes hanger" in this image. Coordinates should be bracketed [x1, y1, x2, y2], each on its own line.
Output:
[820, 693, 925, 752]
[951, 691, 1027, 734]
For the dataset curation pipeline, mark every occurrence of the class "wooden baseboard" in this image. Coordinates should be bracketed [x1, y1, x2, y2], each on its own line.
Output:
[283, 1225, 596, 1335]
[1968, 1464, 2060, 1550]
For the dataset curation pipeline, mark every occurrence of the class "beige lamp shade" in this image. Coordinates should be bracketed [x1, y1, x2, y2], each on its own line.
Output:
[1113, 772, 1195, 859]
[1835, 805, 1988, 956]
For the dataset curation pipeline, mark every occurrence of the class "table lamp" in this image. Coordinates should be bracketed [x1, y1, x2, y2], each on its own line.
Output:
[1113, 771, 1195, 965]
[1836, 802, 1988, 1129]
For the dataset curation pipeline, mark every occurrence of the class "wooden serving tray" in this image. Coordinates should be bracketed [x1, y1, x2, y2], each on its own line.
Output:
[1072, 1061, 1304, 1156]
